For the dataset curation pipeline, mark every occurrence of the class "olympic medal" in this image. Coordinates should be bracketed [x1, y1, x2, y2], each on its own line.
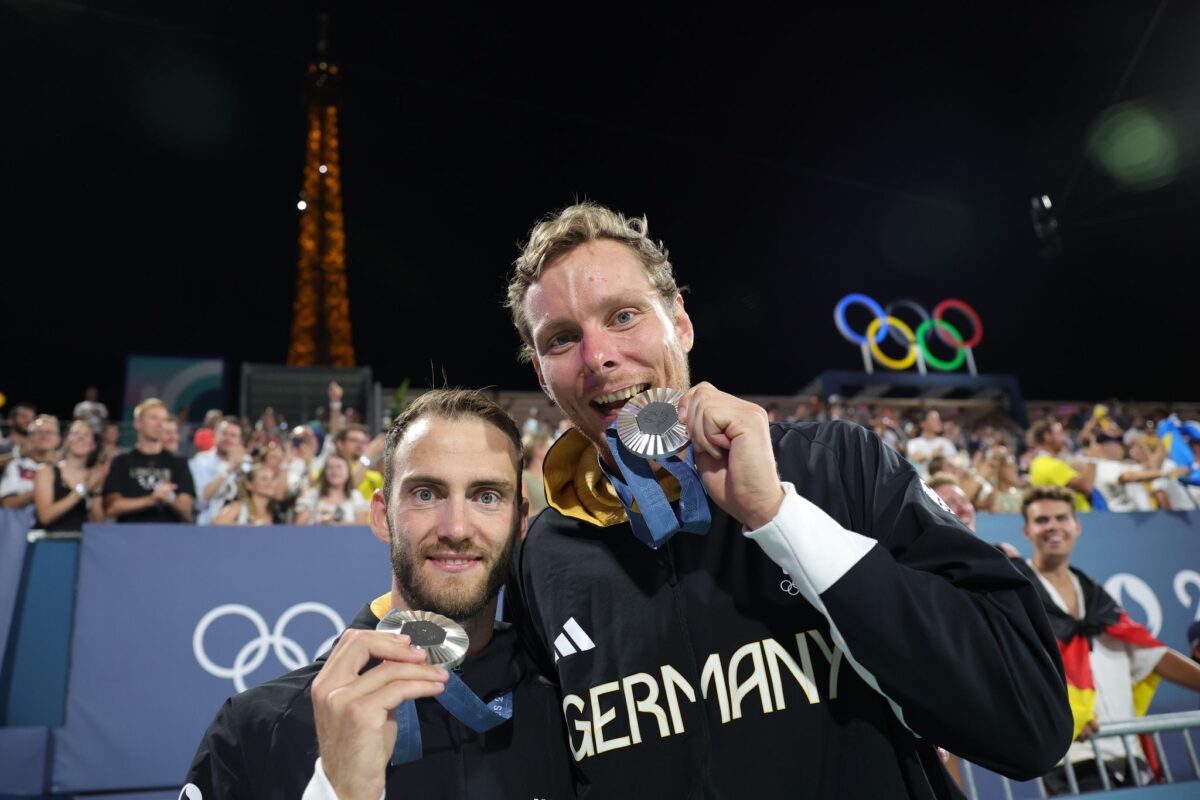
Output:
[615, 387, 690, 460]
[377, 610, 469, 669]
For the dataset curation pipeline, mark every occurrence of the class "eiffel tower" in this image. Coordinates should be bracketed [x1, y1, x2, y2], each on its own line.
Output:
[288, 18, 354, 368]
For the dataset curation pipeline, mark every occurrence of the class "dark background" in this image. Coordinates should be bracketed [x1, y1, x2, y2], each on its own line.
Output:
[4, 0, 1198, 418]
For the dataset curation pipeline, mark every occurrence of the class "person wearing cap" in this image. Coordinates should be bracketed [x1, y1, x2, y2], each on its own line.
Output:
[1012, 485, 1200, 792]
[503, 201, 1073, 798]
[183, 389, 573, 799]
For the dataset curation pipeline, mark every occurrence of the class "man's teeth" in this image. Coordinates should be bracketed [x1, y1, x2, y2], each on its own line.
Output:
[434, 558, 474, 565]
[594, 384, 649, 405]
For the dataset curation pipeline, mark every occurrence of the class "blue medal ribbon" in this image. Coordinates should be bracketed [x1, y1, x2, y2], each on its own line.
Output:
[603, 423, 711, 549]
[386, 613, 514, 766]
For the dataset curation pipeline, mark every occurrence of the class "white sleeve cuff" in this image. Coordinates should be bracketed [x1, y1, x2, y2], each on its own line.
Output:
[301, 757, 386, 800]
[744, 482, 876, 596]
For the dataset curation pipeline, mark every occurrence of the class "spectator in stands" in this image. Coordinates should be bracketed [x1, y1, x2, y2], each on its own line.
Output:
[870, 410, 905, 454]
[522, 405, 542, 437]
[981, 448, 1026, 514]
[906, 409, 958, 476]
[1, 414, 61, 509]
[103, 398, 195, 523]
[1028, 417, 1096, 512]
[0, 402, 37, 468]
[942, 416, 968, 454]
[1154, 429, 1200, 511]
[928, 454, 992, 511]
[1013, 486, 1200, 793]
[1085, 429, 1153, 511]
[100, 420, 123, 463]
[927, 472, 976, 531]
[213, 463, 284, 526]
[162, 415, 182, 455]
[72, 386, 108, 434]
[328, 424, 384, 501]
[295, 454, 369, 525]
[521, 430, 552, 517]
[190, 417, 249, 525]
[283, 425, 317, 502]
[33, 420, 107, 531]
[250, 406, 285, 451]
[254, 442, 291, 504]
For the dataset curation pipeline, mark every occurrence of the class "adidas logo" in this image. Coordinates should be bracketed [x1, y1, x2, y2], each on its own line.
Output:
[553, 617, 595, 662]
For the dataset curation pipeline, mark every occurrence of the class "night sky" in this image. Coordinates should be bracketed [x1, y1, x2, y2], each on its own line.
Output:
[5, 1, 1199, 420]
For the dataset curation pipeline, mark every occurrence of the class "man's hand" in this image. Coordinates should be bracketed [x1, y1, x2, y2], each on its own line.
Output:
[677, 383, 785, 530]
[329, 381, 344, 404]
[1076, 719, 1101, 741]
[151, 481, 177, 503]
[226, 442, 247, 469]
[312, 630, 448, 800]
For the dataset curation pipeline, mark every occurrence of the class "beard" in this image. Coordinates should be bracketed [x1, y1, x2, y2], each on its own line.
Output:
[388, 513, 519, 623]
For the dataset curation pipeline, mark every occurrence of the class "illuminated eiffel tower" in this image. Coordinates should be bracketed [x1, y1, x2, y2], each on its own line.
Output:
[288, 18, 354, 368]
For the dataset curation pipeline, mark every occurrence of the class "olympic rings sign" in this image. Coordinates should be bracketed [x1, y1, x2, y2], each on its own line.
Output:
[834, 294, 983, 375]
[193, 602, 345, 692]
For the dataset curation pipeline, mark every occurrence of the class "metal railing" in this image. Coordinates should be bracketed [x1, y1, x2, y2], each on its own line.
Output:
[961, 710, 1200, 799]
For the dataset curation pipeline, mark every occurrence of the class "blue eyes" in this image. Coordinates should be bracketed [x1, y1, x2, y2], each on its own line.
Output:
[410, 488, 503, 505]
[541, 309, 640, 353]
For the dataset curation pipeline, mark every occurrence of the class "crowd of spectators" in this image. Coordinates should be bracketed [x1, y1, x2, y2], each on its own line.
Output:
[1, 385, 1198, 533]
[0, 382, 388, 530]
[785, 398, 1200, 515]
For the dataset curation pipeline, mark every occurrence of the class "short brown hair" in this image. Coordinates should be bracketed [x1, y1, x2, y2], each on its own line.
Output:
[383, 389, 524, 505]
[1027, 417, 1058, 449]
[334, 423, 370, 444]
[506, 201, 682, 363]
[1021, 485, 1076, 521]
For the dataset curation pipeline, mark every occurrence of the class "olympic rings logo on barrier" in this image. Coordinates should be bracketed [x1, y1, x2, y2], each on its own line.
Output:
[193, 602, 345, 693]
[834, 294, 983, 374]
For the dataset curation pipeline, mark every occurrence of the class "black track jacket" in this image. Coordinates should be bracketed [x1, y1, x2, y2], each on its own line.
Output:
[184, 603, 575, 799]
[510, 420, 1073, 798]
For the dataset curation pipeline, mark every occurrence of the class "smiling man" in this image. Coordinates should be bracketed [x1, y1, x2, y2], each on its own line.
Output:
[1012, 485, 1200, 793]
[504, 201, 1074, 798]
[184, 389, 573, 799]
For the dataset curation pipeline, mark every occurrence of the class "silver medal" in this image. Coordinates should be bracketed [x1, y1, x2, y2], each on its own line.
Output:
[615, 387, 689, 460]
[376, 609, 470, 669]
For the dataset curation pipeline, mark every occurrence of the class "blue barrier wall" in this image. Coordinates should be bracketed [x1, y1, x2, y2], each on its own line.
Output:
[0, 512, 1197, 796]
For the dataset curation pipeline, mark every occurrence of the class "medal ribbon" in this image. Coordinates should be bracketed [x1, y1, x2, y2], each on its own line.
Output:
[380, 611, 514, 766]
[603, 422, 711, 549]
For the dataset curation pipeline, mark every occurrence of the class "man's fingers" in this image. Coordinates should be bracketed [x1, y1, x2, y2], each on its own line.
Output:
[326, 661, 449, 708]
[319, 631, 426, 685]
[681, 393, 723, 458]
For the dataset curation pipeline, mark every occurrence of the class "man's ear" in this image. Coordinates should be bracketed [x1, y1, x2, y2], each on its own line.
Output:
[368, 489, 390, 545]
[673, 295, 694, 353]
[518, 494, 530, 542]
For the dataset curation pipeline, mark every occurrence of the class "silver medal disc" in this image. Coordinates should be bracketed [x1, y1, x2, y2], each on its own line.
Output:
[376, 609, 470, 669]
[615, 387, 689, 460]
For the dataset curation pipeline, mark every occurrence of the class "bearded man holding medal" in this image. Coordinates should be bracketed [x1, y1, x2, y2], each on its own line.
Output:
[184, 390, 575, 799]
[504, 202, 1075, 799]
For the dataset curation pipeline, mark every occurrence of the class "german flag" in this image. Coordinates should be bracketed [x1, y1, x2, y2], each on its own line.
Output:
[1014, 560, 1164, 774]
